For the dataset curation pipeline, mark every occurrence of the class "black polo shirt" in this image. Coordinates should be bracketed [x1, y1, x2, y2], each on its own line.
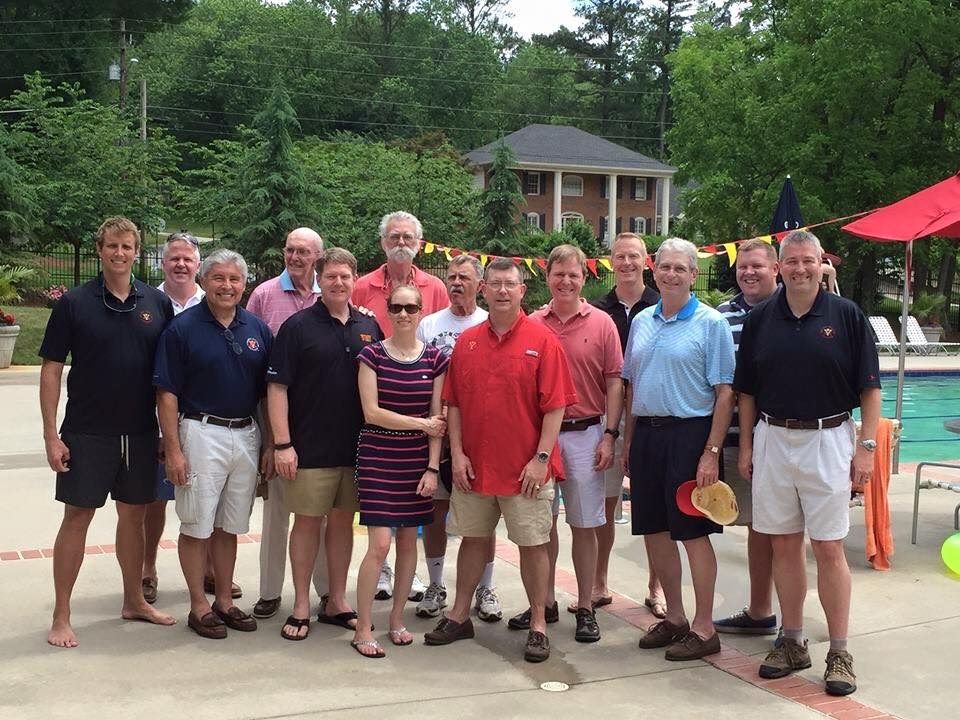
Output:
[39, 275, 174, 435]
[734, 289, 881, 420]
[592, 285, 660, 351]
[267, 301, 382, 468]
[153, 301, 273, 418]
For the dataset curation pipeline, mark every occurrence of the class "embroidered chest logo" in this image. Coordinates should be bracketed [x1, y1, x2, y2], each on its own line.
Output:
[819, 325, 836, 339]
[360, 333, 372, 342]
[524, 349, 540, 357]
[246, 337, 260, 351]
[139, 311, 152, 323]
[468, 340, 478, 351]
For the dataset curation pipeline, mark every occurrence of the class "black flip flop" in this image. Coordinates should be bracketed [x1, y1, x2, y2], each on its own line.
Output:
[317, 609, 374, 631]
[281, 615, 310, 641]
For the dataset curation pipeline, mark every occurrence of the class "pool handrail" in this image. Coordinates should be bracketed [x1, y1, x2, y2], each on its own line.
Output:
[911, 461, 960, 544]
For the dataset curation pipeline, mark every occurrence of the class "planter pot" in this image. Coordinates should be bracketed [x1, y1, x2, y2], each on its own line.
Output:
[0, 324, 19, 368]
[921, 325, 943, 343]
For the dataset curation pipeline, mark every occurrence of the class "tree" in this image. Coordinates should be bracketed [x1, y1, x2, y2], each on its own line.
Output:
[0, 124, 36, 262]
[476, 142, 523, 253]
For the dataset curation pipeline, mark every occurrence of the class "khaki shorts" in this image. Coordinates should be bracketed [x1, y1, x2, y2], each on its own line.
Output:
[284, 466, 359, 516]
[448, 481, 554, 547]
[722, 447, 752, 526]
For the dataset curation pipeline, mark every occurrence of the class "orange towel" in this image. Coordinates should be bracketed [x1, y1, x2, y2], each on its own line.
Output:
[863, 418, 894, 570]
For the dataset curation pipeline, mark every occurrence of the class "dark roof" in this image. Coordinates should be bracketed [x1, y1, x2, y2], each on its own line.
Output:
[464, 124, 676, 175]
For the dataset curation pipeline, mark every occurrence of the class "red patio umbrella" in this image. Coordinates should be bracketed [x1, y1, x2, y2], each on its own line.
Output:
[842, 171, 960, 471]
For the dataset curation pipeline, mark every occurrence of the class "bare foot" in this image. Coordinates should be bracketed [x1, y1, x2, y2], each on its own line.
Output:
[121, 603, 177, 625]
[47, 618, 78, 648]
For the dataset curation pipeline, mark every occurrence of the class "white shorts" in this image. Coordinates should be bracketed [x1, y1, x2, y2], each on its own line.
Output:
[722, 447, 752, 526]
[551, 424, 606, 528]
[176, 418, 260, 540]
[751, 418, 855, 541]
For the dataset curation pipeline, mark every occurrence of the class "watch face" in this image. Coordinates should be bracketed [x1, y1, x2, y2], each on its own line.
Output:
[536, 451, 549, 463]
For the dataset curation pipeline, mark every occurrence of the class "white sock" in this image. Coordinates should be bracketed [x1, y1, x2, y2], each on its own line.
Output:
[426, 556, 444, 586]
[479, 561, 494, 589]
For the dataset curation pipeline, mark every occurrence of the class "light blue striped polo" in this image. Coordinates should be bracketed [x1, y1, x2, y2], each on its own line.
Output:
[622, 293, 735, 418]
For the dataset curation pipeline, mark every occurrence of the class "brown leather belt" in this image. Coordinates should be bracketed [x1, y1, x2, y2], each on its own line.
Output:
[761, 412, 849, 430]
[560, 416, 602, 432]
[634, 416, 686, 427]
[182, 413, 254, 429]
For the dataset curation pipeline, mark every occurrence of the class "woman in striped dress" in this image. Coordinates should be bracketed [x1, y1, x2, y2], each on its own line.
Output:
[351, 285, 448, 658]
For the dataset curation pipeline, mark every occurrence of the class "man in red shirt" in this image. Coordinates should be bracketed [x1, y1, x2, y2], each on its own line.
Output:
[351, 211, 449, 337]
[424, 258, 577, 663]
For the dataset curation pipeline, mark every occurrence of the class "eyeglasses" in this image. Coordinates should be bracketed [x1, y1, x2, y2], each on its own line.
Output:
[283, 246, 315, 257]
[485, 280, 522, 290]
[387, 303, 422, 315]
[167, 232, 199, 247]
[100, 278, 138, 313]
[385, 232, 417, 244]
[223, 328, 243, 356]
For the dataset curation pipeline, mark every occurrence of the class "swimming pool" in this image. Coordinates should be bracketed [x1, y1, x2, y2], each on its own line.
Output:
[874, 373, 960, 462]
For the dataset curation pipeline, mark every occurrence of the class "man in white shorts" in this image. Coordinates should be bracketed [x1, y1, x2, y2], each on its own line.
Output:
[735, 230, 881, 696]
[415, 255, 501, 621]
[155, 249, 274, 639]
[526, 245, 623, 643]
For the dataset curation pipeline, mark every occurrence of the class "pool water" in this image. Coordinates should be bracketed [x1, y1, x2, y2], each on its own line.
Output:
[869, 374, 960, 462]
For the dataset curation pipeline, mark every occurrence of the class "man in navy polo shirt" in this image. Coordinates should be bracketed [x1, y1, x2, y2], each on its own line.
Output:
[735, 230, 880, 696]
[266, 247, 382, 641]
[40, 216, 177, 648]
[154, 249, 273, 639]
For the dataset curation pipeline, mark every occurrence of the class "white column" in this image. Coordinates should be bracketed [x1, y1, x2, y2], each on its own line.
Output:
[553, 170, 563, 230]
[607, 173, 617, 246]
[660, 176, 672, 236]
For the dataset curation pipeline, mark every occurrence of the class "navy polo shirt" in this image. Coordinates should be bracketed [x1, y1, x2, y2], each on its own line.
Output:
[39, 275, 174, 435]
[153, 300, 273, 419]
[267, 301, 382, 468]
[592, 285, 660, 352]
[734, 289, 881, 420]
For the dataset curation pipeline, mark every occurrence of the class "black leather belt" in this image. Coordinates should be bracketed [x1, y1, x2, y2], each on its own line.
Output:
[761, 412, 849, 430]
[182, 412, 254, 429]
[560, 416, 602, 432]
[634, 416, 685, 427]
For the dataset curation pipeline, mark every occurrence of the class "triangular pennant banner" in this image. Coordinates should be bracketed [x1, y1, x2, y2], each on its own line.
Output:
[585, 258, 598, 277]
[723, 243, 738, 266]
[479, 254, 488, 266]
[598, 258, 612, 271]
[424, 242, 434, 254]
[524, 257, 537, 275]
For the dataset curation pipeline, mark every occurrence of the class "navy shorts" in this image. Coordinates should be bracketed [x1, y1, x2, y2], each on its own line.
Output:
[55, 431, 159, 508]
[154, 462, 175, 502]
[628, 416, 722, 541]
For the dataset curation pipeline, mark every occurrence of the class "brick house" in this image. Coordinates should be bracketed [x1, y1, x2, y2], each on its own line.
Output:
[464, 124, 677, 246]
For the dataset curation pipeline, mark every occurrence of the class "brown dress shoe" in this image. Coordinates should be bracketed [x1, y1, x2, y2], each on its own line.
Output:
[665, 631, 721, 661]
[188, 611, 227, 640]
[424, 616, 475, 645]
[524, 630, 550, 663]
[212, 603, 258, 632]
[638, 619, 690, 649]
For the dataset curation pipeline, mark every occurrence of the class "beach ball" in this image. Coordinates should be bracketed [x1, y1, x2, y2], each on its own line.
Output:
[941, 533, 960, 575]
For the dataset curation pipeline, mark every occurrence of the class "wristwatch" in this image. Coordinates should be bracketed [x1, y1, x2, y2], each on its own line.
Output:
[535, 451, 550, 463]
[704, 444, 720, 456]
[604, 428, 620, 439]
[859, 439, 877, 451]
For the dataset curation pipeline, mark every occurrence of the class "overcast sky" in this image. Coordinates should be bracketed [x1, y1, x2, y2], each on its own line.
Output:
[506, 0, 583, 38]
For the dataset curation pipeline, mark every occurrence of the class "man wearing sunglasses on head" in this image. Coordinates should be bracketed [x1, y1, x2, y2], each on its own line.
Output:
[39, 216, 177, 648]
[153, 249, 274, 639]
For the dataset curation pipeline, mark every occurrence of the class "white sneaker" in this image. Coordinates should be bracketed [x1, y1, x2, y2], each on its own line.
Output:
[474, 585, 502, 622]
[375, 563, 393, 600]
[415, 582, 447, 618]
[408, 573, 427, 602]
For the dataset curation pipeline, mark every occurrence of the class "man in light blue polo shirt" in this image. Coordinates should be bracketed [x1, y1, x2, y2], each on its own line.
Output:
[621, 237, 735, 662]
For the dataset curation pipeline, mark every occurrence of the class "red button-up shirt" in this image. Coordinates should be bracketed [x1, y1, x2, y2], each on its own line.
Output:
[443, 313, 577, 496]
[351, 263, 449, 336]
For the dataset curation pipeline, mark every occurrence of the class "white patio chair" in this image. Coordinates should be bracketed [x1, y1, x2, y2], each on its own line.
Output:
[905, 316, 960, 355]
[868, 316, 906, 355]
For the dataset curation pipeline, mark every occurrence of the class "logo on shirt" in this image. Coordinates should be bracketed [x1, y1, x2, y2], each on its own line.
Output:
[139, 311, 152, 323]
[246, 337, 261, 351]
[819, 325, 836, 339]
[360, 333, 373, 342]
[525, 349, 540, 357]
[468, 340, 478, 351]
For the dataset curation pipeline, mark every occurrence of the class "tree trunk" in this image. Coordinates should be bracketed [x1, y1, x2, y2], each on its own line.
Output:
[72, 239, 81, 288]
[914, 259, 929, 295]
[938, 251, 957, 331]
[857, 248, 877, 313]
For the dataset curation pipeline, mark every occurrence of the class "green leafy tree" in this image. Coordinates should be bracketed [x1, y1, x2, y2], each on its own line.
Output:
[0, 124, 37, 262]
[477, 143, 523, 253]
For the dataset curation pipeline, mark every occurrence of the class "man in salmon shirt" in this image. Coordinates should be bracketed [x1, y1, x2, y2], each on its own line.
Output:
[424, 257, 577, 663]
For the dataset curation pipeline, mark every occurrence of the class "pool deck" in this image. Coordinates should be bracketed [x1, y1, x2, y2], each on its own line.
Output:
[878, 354, 960, 372]
[2, 365, 960, 720]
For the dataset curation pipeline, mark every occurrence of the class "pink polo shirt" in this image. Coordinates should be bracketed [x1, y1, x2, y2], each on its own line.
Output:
[529, 299, 623, 419]
[245, 269, 321, 334]
[352, 263, 449, 336]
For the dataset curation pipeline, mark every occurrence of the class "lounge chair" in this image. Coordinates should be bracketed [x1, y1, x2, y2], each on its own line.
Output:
[868, 316, 908, 355]
[904, 316, 960, 355]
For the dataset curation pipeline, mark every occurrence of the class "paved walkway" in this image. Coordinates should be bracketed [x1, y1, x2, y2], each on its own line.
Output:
[2, 366, 959, 720]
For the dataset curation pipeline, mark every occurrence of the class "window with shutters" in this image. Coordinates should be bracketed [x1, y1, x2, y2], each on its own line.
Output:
[632, 216, 647, 234]
[524, 212, 541, 228]
[524, 172, 541, 195]
[561, 211, 584, 230]
[561, 175, 583, 197]
[632, 178, 648, 201]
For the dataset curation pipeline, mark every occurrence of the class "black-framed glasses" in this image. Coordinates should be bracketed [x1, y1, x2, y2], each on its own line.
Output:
[223, 328, 243, 356]
[387, 303, 422, 315]
[167, 232, 199, 247]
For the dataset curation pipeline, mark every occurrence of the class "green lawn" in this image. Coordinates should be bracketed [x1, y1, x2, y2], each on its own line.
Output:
[10, 306, 51, 366]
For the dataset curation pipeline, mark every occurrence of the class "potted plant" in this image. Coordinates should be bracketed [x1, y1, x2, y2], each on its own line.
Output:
[0, 265, 36, 368]
[910, 292, 947, 343]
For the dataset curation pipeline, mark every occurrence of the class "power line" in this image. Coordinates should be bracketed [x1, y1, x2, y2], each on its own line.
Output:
[0, 29, 113, 37]
[0, 70, 103, 80]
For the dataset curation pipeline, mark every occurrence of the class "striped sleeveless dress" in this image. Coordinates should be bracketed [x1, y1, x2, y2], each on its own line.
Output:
[355, 342, 448, 527]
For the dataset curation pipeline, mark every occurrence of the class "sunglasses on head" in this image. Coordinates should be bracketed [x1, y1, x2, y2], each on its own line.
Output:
[168, 232, 199, 247]
[387, 303, 421, 315]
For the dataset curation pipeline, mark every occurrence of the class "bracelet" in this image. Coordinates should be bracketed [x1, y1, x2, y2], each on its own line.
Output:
[425, 467, 440, 475]
[274, 441, 294, 451]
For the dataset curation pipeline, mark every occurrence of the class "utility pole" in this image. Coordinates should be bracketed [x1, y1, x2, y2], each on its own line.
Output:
[139, 78, 147, 141]
[118, 18, 127, 111]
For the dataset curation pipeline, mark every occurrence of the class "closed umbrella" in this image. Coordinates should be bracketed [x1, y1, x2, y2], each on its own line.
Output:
[770, 175, 804, 233]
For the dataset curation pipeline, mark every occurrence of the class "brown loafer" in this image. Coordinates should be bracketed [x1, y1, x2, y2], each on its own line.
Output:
[203, 576, 243, 599]
[524, 630, 550, 663]
[665, 631, 721, 661]
[638, 619, 690, 649]
[424, 616, 475, 645]
[253, 597, 281, 619]
[188, 611, 227, 640]
[141, 577, 158, 605]
[212, 604, 258, 632]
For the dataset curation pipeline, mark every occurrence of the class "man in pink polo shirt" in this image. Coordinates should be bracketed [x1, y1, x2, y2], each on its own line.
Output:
[352, 211, 449, 338]
[246, 227, 326, 621]
[525, 244, 623, 644]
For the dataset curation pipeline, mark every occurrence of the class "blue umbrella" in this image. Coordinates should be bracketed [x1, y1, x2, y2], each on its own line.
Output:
[770, 175, 804, 233]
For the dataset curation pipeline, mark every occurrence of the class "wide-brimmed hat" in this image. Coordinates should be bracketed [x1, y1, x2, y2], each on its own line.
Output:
[676, 480, 739, 525]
